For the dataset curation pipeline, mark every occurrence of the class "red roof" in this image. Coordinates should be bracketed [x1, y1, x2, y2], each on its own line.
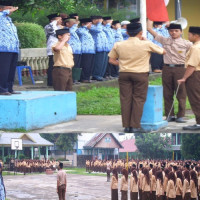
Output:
[119, 139, 137, 153]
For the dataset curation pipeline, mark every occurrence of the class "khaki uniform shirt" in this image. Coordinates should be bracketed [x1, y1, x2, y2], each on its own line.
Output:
[155, 35, 192, 64]
[166, 180, 176, 198]
[156, 179, 164, 196]
[108, 37, 164, 73]
[142, 176, 150, 191]
[57, 169, 67, 187]
[190, 180, 197, 198]
[111, 176, 118, 189]
[130, 176, 138, 192]
[176, 178, 183, 195]
[185, 41, 200, 71]
[182, 179, 191, 198]
[151, 175, 156, 192]
[52, 43, 74, 68]
[120, 175, 128, 191]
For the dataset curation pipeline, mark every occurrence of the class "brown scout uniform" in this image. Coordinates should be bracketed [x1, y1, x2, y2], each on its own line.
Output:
[108, 37, 164, 128]
[184, 41, 200, 124]
[154, 35, 192, 119]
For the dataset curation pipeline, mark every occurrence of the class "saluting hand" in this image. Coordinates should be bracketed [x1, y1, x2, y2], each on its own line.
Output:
[8, 7, 18, 13]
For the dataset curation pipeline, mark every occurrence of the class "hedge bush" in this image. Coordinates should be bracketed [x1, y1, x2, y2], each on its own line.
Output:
[15, 22, 46, 48]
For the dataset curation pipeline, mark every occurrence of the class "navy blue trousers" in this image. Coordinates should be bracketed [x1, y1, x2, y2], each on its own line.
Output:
[92, 51, 108, 80]
[80, 53, 95, 81]
[0, 52, 18, 93]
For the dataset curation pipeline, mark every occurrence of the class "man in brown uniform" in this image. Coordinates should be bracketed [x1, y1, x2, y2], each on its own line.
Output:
[178, 26, 200, 130]
[147, 20, 192, 123]
[108, 23, 165, 133]
[57, 162, 67, 200]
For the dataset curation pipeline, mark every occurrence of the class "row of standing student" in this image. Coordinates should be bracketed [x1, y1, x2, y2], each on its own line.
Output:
[111, 167, 200, 200]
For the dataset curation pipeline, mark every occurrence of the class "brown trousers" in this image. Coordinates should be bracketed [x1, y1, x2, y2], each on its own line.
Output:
[130, 192, 138, 200]
[118, 72, 149, 128]
[121, 190, 128, 200]
[184, 193, 191, 200]
[58, 184, 66, 200]
[142, 191, 150, 200]
[139, 189, 142, 200]
[112, 189, 118, 200]
[176, 195, 182, 200]
[52, 67, 73, 91]
[185, 71, 200, 124]
[156, 195, 164, 200]
[162, 66, 186, 118]
[150, 191, 156, 200]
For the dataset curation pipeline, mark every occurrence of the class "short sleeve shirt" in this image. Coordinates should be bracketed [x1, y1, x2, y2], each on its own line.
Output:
[57, 170, 67, 186]
[185, 41, 200, 71]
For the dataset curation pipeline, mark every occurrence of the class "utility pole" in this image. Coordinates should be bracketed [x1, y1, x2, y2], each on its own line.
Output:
[140, 0, 147, 37]
[175, 0, 182, 19]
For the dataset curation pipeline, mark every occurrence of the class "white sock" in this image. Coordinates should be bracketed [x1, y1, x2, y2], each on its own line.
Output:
[196, 124, 200, 126]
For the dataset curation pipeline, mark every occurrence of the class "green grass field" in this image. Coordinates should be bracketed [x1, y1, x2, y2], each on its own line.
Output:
[77, 77, 192, 116]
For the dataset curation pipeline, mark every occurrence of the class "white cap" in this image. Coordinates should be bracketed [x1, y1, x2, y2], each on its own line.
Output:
[121, 21, 130, 26]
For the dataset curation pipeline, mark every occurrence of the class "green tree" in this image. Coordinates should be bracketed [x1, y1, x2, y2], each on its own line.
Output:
[56, 134, 78, 158]
[135, 133, 171, 159]
[181, 134, 200, 160]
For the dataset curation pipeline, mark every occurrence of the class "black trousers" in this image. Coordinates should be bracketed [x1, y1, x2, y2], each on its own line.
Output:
[80, 53, 95, 81]
[150, 53, 164, 71]
[0, 52, 18, 93]
[73, 54, 81, 68]
[47, 55, 54, 86]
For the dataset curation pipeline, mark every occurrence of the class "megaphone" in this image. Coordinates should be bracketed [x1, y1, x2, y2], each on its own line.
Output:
[171, 17, 188, 29]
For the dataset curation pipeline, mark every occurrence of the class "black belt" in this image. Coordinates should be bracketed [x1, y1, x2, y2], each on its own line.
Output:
[53, 66, 72, 70]
[165, 64, 185, 67]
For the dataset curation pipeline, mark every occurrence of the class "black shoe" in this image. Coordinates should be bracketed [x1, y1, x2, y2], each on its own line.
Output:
[124, 127, 129, 133]
[129, 127, 146, 133]
[167, 116, 176, 122]
[11, 91, 21, 94]
[183, 124, 200, 130]
[176, 117, 186, 123]
[0, 92, 12, 95]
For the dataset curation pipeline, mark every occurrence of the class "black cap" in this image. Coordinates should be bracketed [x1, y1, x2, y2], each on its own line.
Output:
[130, 18, 140, 23]
[91, 16, 103, 20]
[80, 18, 92, 24]
[103, 16, 112, 20]
[167, 23, 182, 30]
[189, 26, 200, 34]
[112, 20, 120, 25]
[69, 13, 78, 17]
[132, 164, 136, 168]
[47, 13, 60, 20]
[56, 28, 70, 37]
[0, 0, 15, 6]
[127, 23, 142, 34]
[139, 164, 143, 168]
[173, 166, 178, 171]
[63, 17, 76, 24]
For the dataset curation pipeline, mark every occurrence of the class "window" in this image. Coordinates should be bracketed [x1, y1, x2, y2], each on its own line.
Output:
[105, 137, 111, 143]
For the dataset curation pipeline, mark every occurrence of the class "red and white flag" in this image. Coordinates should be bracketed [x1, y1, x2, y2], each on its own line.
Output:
[146, 0, 169, 22]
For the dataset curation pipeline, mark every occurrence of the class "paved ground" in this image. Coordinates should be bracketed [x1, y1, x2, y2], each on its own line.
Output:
[33, 115, 197, 134]
[4, 173, 116, 200]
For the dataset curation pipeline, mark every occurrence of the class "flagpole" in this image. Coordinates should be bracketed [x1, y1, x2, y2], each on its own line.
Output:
[140, 0, 147, 37]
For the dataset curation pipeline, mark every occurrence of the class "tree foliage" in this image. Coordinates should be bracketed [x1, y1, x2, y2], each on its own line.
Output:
[181, 134, 200, 160]
[135, 133, 171, 159]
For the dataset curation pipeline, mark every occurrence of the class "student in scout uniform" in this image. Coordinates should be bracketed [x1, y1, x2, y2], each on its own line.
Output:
[121, 168, 128, 200]
[147, 19, 192, 123]
[156, 170, 164, 200]
[0, 1, 20, 95]
[147, 21, 169, 73]
[130, 170, 138, 200]
[150, 168, 157, 200]
[108, 23, 165, 133]
[111, 168, 119, 200]
[183, 170, 191, 200]
[44, 13, 62, 86]
[142, 168, 151, 200]
[178, 26, 200, 130]
[166, 171, 176, 200]
[121, 21, 130, 40]
[176, 170, 184, 200]
[52, 29, 74, 91]
[76, 18, 95, 83]
[63, 16, 82, 83]
[190, 170, 198, 200]
[90, 16, 109, 81]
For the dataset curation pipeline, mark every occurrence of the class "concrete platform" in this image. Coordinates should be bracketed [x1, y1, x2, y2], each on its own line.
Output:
[0, 91, 77, 130]
[33, 115, 198, 134]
